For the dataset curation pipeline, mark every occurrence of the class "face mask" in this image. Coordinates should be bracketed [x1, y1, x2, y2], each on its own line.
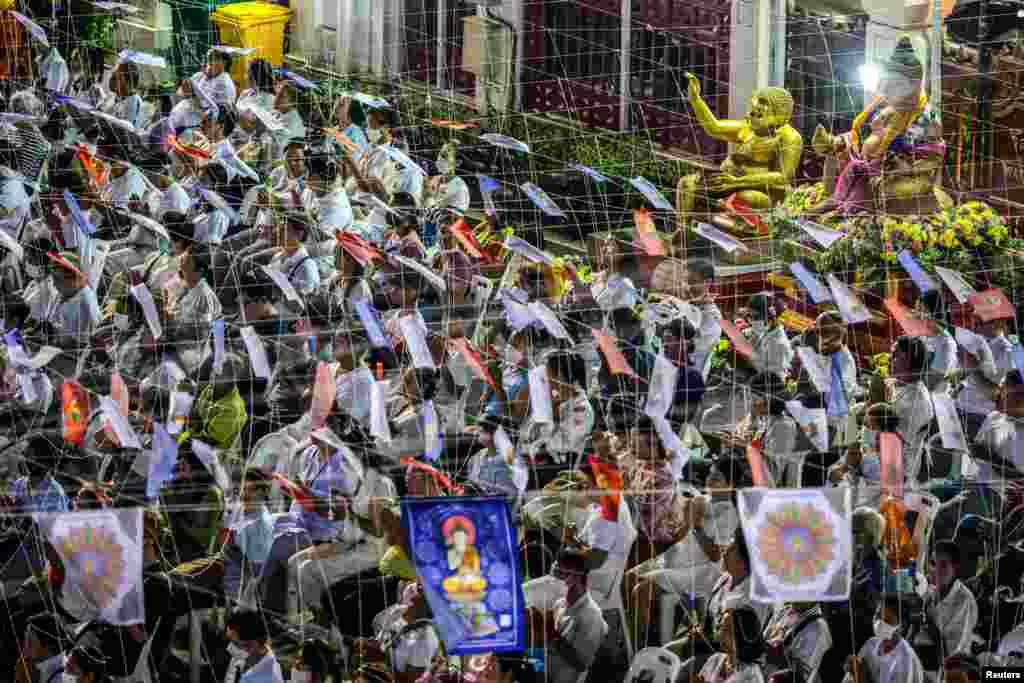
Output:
[367, 128, 383, 144]
[227, 643, 247, 659]
[750, 320, 767, 334]
[873, 619, 899, 640]
[291, 671, 313, 683]
[506, 347, 524, 366]
[62, 674, 79, 683]
[114, 313, 130, 331]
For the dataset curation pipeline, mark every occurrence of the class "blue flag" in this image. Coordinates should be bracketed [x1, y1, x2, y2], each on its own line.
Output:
[401, 497, 526, 655]
[146, 423, 178, 498]
[63, 189, 95, 235]
[896, 250, 938, 293]
[827, 352, 849, 417]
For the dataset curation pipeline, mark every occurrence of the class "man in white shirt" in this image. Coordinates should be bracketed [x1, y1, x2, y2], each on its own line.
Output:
[224, 609, 285, 683]
[889, 336, 935, 483]
[958, 315, 1015, 440]
[916, 540, 978, 675]
[844, 594, 924, 683]
[267, 213, 321, 295]
[531, 551, 609, 683]
[191, 48, 237, 108]
[682, 258, 722, 379]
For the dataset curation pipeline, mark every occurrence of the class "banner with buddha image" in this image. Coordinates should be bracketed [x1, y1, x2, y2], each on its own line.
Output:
[400, 496, 525, 654]
[737, 487, 852, 603]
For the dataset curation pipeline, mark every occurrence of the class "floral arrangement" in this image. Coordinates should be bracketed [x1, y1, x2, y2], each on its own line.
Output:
[775, 182, 827, 220]
[871, 353, 891, 379]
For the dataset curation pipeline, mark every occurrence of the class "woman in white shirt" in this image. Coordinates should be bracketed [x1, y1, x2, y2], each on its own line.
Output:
[843, 594, 925, 683]
[746, 293, 794, 381]
[516, 350, 595, 467]
[272, 81, 308, 161]
[327, 237, 374, 320]
[699, 607, 767, 683]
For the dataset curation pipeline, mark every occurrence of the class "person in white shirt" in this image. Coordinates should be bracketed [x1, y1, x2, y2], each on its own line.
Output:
[19, 613, 66, 683]
[763, 603, 833, 683]
[843, 594, 925, 683]
[168, 244, 223, 374]
[686, 258, 723, 378]
[627, 455, 743, 646]
[746, 293, 794, 381]
[888, 336, 935, 484]
[39, 46, 70, 94]
[105, 60, 147, 130]
[189, 48, 237, 108]
[516, 350, 595, 466]
[271, 82, 307, 162]
[224, 609, 285, 683]
[699, 607, 767, 683]
[912, 540, 978, 675]
[266, 213, 321, 295]
[529, 550, 609, 683]
[52, 251, 101, 344]
[920, 289, 959, 393]
[958, 314, 1015, 440]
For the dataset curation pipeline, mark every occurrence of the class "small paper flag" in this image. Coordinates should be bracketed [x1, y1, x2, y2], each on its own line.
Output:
[192, 440, 231, 493]
[528, 365, 553, 424]
[382, 145, 427, 177]
[110, 372, 129, 416]
[431, 118, 479, 130]
[826, 274, 871, 325]
[399, 315, 436, 369]
[10, 11, 49, 46]
[879, 432, 903, 500]
[448, 219, 492, 262]
[720, 319, 754, 359]
[634, 208, 665, 256]
[968, 288, 1016, 322]
[789, 263, 832, 304]
[212, 319, 225, 375]
[146, 423, 178, 498]
[503, 236, 554, 266]
[130, 283, 162, 340]
[118, 50, 166, 68]
[370, 379, 391, 442]
[520, 182, 566, 218]
[796, 346, 831, 394]
[422, 400, 443, 461]
[93, 1, 141, 13]
[934, 266, 976, 304]
[796, 220, 844, 248]
[528, 301, 573, 342]
[827, 353, 849, 418]
[884, 298, 938, 337]
[211, 45, 256, 56]
[723, 195, 768, 233]
[694, 222, 747, 253]
[630, 176, 674, 211]
[481, 133, 529, 154]
[896, 250, 938, 293]
[280, 69, 317, 90]
[239, 325, 271, 380]
[746, 440, 773, 487]
[588, 455, 623, 521]
[262, 265, 304, 308]
[569, 164, 610, 183]
[644, 353, 679, 419]
[62, 379, 90, 446]
[311, 361, 336, 429]
[593, 328, 638, 378]
[63, 190, 95, 235]
[99, 396, 141, 449]
[450, 338, 494, 387]
[354, 298, 389, 349]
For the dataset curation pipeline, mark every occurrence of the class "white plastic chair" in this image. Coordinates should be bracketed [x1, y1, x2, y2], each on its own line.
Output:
[113, 618, 161, 683]
[624, 646, 683, 683]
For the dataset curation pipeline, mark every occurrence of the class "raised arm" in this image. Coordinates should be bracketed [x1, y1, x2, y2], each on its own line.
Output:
[686, 73, 745, 143]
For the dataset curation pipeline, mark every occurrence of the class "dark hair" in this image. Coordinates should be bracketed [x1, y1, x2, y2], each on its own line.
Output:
[226, 608, 269, 642]
[661, 316, 697, 341]
[546, 350, 586, 390]
[1008, 369, 1024, 387]
[26, 613, 64, 650]
[119, 61, 142, 90]
[555, 549, 590, 576]
[68, 643, 109, 678]
[189, 243, 217, 284]
[712, 454, 753, 488]
[299, 640, 333, 677]
[215, 105, 237, 137]
[409, 367, 439, 402]
[749, 372, 787, 415]
[387, 192, 420, 234]
[921, 289, 946, 322]
[732, 526, 750, 569]
[893, 335, 928, 374]
[687, 257, 715, 282]
[207, 48, 231, 68]
[943, 655, 980, 681]
[286, 212, 311, 240]
[932, 539, 962, 569]
[864, 402, 900, 432]
[509, 324, 553, 351]
[880, 592, 921, 625]
[24, 236, 57, 267]
[203, 161, 230, 189]
[731, 606, 766, 664]
[164, 212, 194, 246]
[248, 59, 275, 91]
[238, 266, 277, 303]
[747, 293, 779, 322]
[285, 139, 306, 155]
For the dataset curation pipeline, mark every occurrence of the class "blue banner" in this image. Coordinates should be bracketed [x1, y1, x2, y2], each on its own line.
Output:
[400, 497, 526, 655]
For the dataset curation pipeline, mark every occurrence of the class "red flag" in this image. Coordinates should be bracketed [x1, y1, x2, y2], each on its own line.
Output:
[884, 298, 938, 337]
[448, 219, 494, 262]
[633, 208, 665, 256]
[430, 118, 480, 131]
[46, 251, 85, 281]
[335, 230, 383, 267]
[310, 361, 336, 430]
[720, 319, 754, 359]
[450, 338, 495, 387]
[166, 134, 211, 161]
[400, 457, 464, 495]
[271, 472, 318, 513]
[62, 380, 90, 446]
[76, 145, 108, 189]
[968, 288, 1016, 322]
[746, 439, 772, 487]
[723, 195, 768, 234]
[588, 455, 623, 521]
[593, 328, 638, 378]
[879, 431, 904, 500]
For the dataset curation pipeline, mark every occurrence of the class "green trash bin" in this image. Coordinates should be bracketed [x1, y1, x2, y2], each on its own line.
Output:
[165, 0, 243, 80]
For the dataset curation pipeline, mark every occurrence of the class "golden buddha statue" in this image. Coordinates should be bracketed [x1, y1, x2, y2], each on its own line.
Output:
[809, 38, 946, 216]
[675, 73, 804, 227]
[441, 515, 500, 637]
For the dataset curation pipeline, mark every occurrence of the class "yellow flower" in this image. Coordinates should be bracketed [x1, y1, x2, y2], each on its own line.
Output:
[883, 251, 898, 263]
[941, 229, 959, 249]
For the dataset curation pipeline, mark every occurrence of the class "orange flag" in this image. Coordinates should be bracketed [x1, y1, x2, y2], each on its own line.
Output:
[448, 219, 494, 262]
[720, 319, 754, 359]
[62, 380, 90, 446]
[310, 361, 336, 430]
[593, 328, 638, 378]
[879, 431, 904, 501]
[450, 338, 494, 387]
[884, 298, 938, 337]
[588, 455, 623, 521]
[746, 439, 772, 487]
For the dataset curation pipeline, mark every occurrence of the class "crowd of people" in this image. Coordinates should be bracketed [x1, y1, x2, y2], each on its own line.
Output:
[0, 31, 1017, 683]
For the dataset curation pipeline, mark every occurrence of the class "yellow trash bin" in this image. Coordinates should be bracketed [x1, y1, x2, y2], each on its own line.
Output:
[211, 1, 291, 89]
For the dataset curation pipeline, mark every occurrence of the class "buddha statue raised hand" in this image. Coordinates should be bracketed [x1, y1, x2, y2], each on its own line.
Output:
[675, 73, 804, 228]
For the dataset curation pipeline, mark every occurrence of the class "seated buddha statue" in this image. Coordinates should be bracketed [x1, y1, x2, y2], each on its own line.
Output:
[442, 516, 488, 599]
[810, 38, 946, 216]
[675, 73, 804, 230]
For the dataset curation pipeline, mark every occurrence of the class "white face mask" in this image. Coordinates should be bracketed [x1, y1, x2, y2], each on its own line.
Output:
[227, 642, 247, 659]
[750, 320, 767, 334]
[366, 128, 384, 144]
[435, 159, 450, 176]
[114, 313, 131, 331]
[291, 671, 314, 683]
[62, 674, 79, 683]
[873, 619, 899, 640]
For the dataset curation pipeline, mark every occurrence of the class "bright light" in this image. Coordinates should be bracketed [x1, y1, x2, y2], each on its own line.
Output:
[860, 64, 881, 92]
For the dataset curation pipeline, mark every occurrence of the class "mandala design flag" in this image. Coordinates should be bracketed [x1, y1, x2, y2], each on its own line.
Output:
[401, 497, 525, 654]
[35, 508, 145, 625]
[738, 487, 851, 603]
